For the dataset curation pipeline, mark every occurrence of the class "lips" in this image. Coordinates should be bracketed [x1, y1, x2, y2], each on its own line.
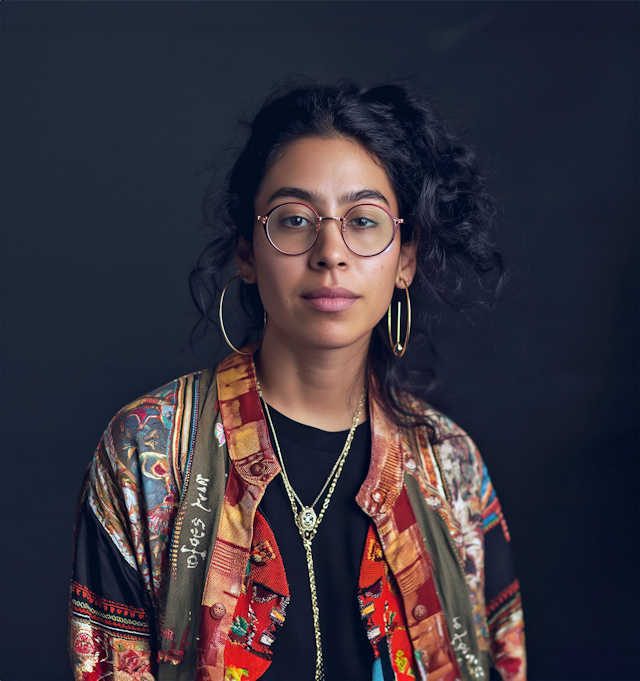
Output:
[304, 287, 357, 299]
[302, 287, 359, 312]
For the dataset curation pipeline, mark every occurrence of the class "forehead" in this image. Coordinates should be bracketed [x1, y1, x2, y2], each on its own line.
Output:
[256, 136, 398, 213]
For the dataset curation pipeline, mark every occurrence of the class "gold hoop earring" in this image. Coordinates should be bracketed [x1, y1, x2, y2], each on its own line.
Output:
[219, 273, 267, 355]
[387, 277, 411, 358]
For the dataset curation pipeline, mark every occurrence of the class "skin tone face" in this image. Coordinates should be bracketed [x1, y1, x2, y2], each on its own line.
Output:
[235, 135, 416, 430]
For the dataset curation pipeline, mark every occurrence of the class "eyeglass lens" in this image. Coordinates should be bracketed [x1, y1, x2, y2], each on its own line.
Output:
[266, 203, 395, 256]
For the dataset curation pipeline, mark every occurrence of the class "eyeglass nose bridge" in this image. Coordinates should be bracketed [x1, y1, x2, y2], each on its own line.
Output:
[317, 216, 347, 232]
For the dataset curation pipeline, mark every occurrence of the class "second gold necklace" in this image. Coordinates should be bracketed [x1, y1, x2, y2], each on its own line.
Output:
[256, 380, 367, 681]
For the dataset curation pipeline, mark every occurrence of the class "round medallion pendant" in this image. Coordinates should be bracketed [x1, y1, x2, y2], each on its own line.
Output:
[297, 507, 317, 531]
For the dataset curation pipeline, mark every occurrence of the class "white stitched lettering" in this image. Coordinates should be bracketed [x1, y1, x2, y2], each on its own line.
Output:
[190, 493, 211, 513]
[451, 630, 469, 652]
[181, 545, 207, 569]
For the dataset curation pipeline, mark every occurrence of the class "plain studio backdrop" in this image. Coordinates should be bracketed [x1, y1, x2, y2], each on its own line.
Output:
[1, 2, 638, 679]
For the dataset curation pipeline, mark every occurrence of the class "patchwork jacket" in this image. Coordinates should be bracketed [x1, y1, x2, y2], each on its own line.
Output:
[69, 352, 526, 681]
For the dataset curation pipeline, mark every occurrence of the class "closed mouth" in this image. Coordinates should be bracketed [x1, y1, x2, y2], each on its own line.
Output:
[302, 287, 358, 300]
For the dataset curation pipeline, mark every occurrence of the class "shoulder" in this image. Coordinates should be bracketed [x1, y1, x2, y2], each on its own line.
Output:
[399, 392, 480, 455]
[100, 368, 213, 475]
[107, 370, 201, 436]
[398, 392, 484, 491]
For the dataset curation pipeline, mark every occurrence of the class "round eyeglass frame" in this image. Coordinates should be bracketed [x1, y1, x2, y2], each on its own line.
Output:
[256, 201, 404, 257]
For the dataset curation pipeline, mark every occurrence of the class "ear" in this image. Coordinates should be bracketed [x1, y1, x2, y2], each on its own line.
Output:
[396, 238, 418, 288]
[235, 234, 258, 284]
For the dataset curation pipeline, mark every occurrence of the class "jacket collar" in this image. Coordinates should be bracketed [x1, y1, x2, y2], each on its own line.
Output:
[216, 351, 282, 490]
[216, 351, 405, 515]
[354, 382, 405, 520]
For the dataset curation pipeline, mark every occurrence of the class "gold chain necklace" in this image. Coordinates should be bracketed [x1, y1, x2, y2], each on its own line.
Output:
[256, 380, 367, 681]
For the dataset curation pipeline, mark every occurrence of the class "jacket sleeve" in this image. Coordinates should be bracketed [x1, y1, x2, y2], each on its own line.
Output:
[480, 461, 526, 681]
[69, 429, 157, 681]
[68, 378, 189, 681]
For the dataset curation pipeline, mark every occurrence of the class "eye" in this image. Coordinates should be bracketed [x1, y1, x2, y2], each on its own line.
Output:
[269, 204, 317, 230]
[349, 216, 378, 229]
[344, 205, 390, 231]
[282, 215, 314, 229]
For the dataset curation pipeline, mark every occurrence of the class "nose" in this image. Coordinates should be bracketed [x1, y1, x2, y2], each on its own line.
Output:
[309, 217, 350, 270]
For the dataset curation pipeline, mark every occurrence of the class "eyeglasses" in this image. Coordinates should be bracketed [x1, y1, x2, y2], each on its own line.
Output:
[256, 202, 404, 257]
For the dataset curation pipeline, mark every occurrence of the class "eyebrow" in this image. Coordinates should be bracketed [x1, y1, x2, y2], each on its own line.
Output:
[267, 186, 391, 209]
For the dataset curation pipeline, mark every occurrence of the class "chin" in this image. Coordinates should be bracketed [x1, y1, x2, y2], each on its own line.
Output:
[296, 328, 370, 352]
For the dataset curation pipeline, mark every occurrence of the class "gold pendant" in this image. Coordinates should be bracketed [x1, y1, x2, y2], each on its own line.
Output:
[297, 507, 317, 531]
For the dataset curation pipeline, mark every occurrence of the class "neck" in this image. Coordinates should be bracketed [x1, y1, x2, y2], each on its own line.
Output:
[255, 327, 370, 432]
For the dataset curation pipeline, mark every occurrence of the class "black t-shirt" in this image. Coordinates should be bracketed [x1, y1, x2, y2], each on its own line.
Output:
[259, 404, 375, 681]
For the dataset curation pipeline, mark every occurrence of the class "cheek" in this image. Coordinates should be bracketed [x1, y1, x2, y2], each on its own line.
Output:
[368, 253, 400, 293]
[252, 232, 281, 292]
[252, 250, 300, 311]
[360, 262, 399, 322]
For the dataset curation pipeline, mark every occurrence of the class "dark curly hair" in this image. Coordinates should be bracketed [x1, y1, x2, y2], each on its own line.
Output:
[190, 78, 505, 429]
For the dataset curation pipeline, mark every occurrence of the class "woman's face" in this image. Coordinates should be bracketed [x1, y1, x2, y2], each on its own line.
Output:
[237, 136, 416, 353]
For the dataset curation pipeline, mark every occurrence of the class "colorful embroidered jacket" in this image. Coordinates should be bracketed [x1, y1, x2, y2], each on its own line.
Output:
[69, 352, 526, 681]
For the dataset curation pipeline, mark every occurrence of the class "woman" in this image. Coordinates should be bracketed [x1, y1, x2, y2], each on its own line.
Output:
[69, 81, 526, 681]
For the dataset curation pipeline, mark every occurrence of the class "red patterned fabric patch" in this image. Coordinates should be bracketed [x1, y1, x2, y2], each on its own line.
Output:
[357, 524, 418, 680]
[223, 511, 289, 680]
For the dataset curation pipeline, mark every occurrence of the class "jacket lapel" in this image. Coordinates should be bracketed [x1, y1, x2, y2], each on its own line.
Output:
[197, 353, 281, 679]
[357, 393, 463, 681]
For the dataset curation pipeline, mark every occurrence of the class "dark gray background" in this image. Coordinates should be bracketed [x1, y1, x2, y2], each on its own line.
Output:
[2, 1, 638, 679]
